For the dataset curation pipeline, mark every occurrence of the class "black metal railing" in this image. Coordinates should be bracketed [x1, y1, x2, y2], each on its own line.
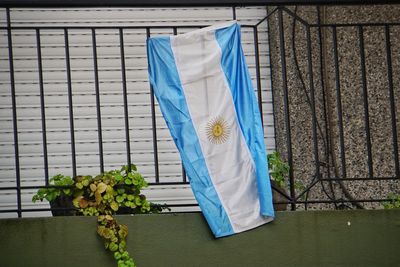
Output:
[0, 1, 399, 217]
[269, 6, 400, 210]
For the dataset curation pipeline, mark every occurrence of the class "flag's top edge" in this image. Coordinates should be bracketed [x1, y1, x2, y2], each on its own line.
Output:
[172, 20, 237, 39]
[148, 20, 237, 40]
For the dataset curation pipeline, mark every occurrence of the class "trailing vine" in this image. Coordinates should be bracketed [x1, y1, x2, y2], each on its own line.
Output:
[32, 164, 167, 267]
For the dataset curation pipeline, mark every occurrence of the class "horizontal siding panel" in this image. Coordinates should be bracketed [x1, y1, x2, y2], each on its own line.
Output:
[7, 7, 267, 27]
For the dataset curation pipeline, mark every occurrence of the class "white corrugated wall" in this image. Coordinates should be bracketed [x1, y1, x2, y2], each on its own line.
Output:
[0, 6, 274, 217]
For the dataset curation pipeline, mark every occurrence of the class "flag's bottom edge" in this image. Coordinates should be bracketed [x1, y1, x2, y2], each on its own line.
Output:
[215, 216, 275, 238]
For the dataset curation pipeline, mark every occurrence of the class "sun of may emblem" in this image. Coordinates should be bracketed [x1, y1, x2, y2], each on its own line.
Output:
[206, 116, 231, 144]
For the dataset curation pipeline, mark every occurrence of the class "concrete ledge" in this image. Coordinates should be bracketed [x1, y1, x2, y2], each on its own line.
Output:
[1, 210, 399, 267]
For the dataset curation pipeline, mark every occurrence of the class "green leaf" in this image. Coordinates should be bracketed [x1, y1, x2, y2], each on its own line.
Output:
[97, 182, 107, 194]
[72, 196, 83, 208]
[97, 225, 106, 236]
[64, 176, 74, 185]
[105, 215, 113, 221]
[32, 188, 47, 202]
[116, 195, 125, 203]
[141, 201, 151, 212]
[121, 251, 129, 260]
[63, 189, 71, 195]
[130, 164, 137, 171]
[79, 198, 89, 208]
[103, 228, 113, 239]
[124, 179, 132, 185]
[46, 190, 59, 202]
[133, 173, 142, 179]
[117, 188, 125, 194]
[115, 174, 123, 182]
[82, 178, 90, 187]
[114, 252, 122, 260]
[118, 226, 128, 239]
[125, 201, 136, 208]
[106, 185, 113, 194]
[95, 191, 102, 204]
[118, 240, 127, 251]
[109, 242, 118, 252]
[110, 201, 119, 211]
[90, 183, 97, 192]
[76, 182, 83, 189]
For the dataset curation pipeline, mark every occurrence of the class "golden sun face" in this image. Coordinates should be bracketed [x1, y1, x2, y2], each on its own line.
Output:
[206, 117, 230, 145]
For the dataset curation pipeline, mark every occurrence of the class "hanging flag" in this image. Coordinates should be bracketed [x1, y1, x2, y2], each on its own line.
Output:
[147, 21, 274, 238]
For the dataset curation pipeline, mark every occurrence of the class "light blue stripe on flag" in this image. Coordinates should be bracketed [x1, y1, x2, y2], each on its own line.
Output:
[147, 21, 274, 238]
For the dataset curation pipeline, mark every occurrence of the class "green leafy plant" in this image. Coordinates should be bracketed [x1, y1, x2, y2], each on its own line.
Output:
[32, 174, 74, 203]
[268, 151, 290, 188]
[268, 151, 305, 191]
[383, 193, 400, 209]
[268, 151, 307, 210]
[32, 164, 167, 267]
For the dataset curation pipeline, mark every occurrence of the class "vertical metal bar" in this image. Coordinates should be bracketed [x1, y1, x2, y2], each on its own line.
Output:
[316, 6, 331, 178]
[332, 26, 347, 179]
[182, 166, 187, 183]
[36, 29, 49, 185]
[119, 28, 132, 169]
[385, 25, 400, 178]
[358, 26, 373, 178]
[172, 26, 187, 183]
[91, 28, 104, 173]
[253, 26, 264, 125]
[6, 8, 21, 217]
[232, 6, 236, 20]
[146, 27, 160, 183]
[266, 8, 278, 151]
[64, 28, 77, 178]
[278, 9, 295, 210]
[306, 27, 321, 180]
[317, 7, 337, 208]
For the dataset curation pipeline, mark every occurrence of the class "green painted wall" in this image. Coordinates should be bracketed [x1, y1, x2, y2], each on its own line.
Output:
[1, 210, 399, 267]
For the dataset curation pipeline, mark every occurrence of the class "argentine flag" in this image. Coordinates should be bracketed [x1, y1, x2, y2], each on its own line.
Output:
[147, 21, 274, 238]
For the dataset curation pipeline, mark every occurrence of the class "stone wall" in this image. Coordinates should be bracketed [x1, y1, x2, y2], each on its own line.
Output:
[267, 5, 400, 209]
